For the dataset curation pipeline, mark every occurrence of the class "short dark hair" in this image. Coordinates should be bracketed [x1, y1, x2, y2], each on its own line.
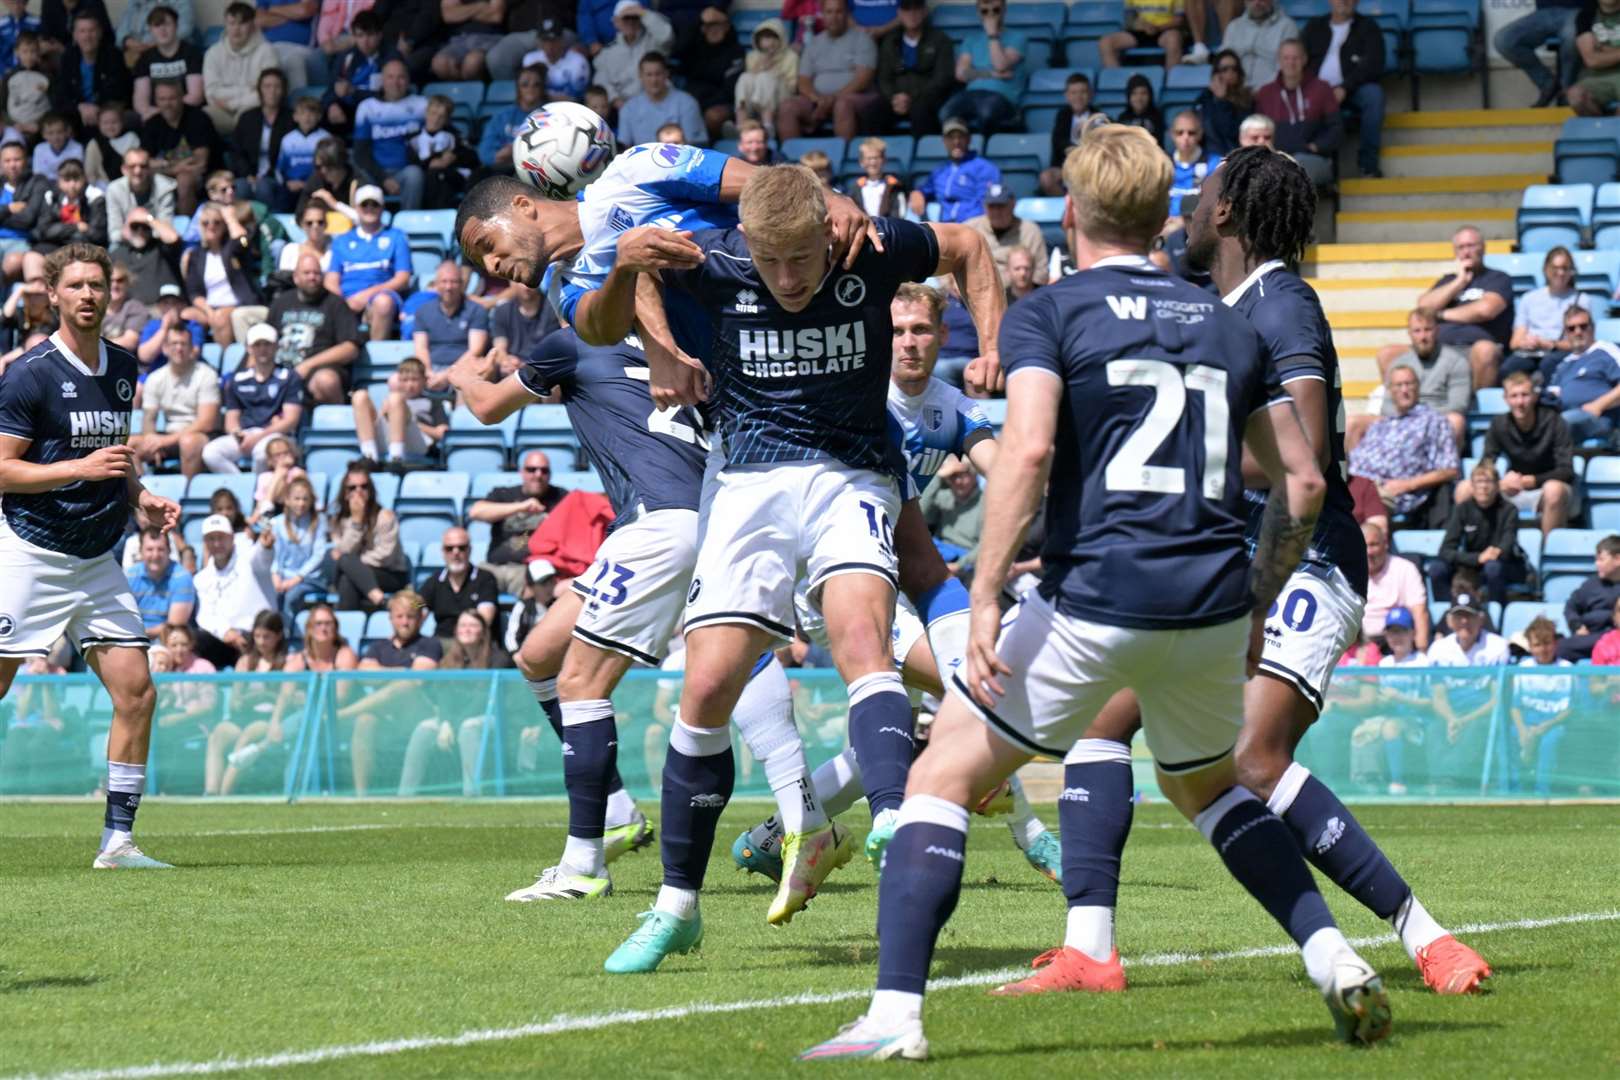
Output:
[72, 9, 100, 26]
[1599, 535, 1620, 558]
[152, 78, 185, 99]
[1066, 72, 1091, 88]
[258, 67, 288, 89]
[225, 1, 257, 22]
[57, 160, 85, 182]
[639, 50, 668, 70]
[456, 175, 533, 262]
[40, 111, 68, 130]
[43, 243, 113, 291]
[15, 29, 38, 48]
[352, 9, 384, 33]
[146, 4, 178, 25]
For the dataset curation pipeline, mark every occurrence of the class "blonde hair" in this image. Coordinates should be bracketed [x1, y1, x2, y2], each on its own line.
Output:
[859, 137, 887, 157]
[1061, 124, 1171, 248]
[388, 588, 426, 615]
[1472, 461, 1500, 482]
[798, 149, 831, 172]
[738, 164, 828, 246]
[893, 282, 944, 324]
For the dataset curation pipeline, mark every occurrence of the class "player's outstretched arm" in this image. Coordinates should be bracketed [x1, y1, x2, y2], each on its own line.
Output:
[448, 354, 535, 426]
[574, 225, 704, 348]
[632, 273, 708, 408]
[928, 223, 1006, 394]
[962, 367, 1060, 707]
[0, 435, 136, 493]
[1243, 399, 1327, 616]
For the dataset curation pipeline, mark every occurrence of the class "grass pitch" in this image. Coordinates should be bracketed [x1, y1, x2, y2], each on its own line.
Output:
[2, 800, 1617, 1079]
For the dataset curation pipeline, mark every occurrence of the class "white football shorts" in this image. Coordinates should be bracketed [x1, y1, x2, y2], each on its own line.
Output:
[570, 507, 699, 665]
[1255, 563, 1364, 712]
[0, 519, 148, 657]
[949, 589, 1248, 772]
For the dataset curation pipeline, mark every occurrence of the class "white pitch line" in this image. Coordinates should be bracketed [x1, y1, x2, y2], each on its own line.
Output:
[8, 910, 1616, 1080]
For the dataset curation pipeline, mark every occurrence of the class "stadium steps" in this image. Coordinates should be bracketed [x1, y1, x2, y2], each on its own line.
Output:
[1337, 174, 1547, 214]
[1379, 107, 1572, 148]
[1335, 206, 1516, 243]
[1377, 142, 1553, 182]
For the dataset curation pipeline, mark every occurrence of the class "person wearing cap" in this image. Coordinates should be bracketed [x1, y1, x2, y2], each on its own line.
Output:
[936, 0, 1028, 135]
[135, 282, 204, 370]
[513, 18, 591, 97]
[192, 511, 277, 668]
[134, 322, 221, 476]
[908, 117, 1002, 223]
[595, 0, 676, 110]
[501, 556, 559, 654]
[872, 0, 954, 137]
[674, 7, 746, 140]
[469, 449, 571, 596]
[1426, 590, 1511, 790]
[1360, 520, 1429, 649]
[352, 58, 427, 210]
[776, 0, 880, 141]
[203, 321, 306, 473]
[618, 51, 709, 147]
[964, 182, 1048, 288]
[325, 182, 412, 340]
[1428, 592, 1511, 667]
[478, 64, 548, 174]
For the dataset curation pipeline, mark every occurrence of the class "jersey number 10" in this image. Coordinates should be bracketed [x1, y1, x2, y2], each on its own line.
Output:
[1104, 360, 1230, 500]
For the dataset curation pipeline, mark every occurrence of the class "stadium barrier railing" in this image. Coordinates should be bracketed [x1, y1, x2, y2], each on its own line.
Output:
[1, 668, 1615, 801]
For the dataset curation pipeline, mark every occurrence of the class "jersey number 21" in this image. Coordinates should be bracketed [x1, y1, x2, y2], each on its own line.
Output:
[1104, 360, 1229, 499]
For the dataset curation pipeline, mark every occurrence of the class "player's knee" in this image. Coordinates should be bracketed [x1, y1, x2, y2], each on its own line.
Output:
[1233, 746, 1289, 799]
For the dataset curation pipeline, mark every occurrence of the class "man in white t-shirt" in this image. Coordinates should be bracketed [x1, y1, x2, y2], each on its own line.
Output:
[1427, 593, 1512, 666]
[133, 323, 221, 476]
[191, 513, 276, 668]
[1426, 591, 1511, 791]
[1362, 520, 1429, 648]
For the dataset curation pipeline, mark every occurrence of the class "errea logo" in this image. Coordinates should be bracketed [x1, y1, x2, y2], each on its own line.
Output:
[60, 380, 77, 398]
[736, 288, 759, 313]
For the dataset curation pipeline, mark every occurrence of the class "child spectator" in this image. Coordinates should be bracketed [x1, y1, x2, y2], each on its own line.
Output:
[845, 136, 906, 217]
[405, 94, 476, 210]
[267, 474, 328, 629]
[584, 86, 613, 123]
[276, 97, 329, 208]
[26, 159, 107, 251]
[32, 113, 85, 183]
[1590, 597, 1620, 665]
[798, 148, 836, 188]
[1427, 462, 1527, 608]
[1040, 72, 1104, 196]
[1374, 606, 1429, 795]
[1513, 616, 1575, 796]
[1560, 534, 1620, 661]
[1113, 73, 1162, 141]
[734, 18, 796, 132]
[0, 0, 41, 76]
[250, 432, 308, 523]
[84, 102, 141, 187]
[5, 31, 48, 137]
[352, 357, 448, 464]
[130, 4, 204, 120]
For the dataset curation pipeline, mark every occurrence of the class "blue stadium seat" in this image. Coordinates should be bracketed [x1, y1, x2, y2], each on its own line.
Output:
[1409, 0, 1481, 91]
[423, 80, 484, 113]
[1591, 502, 1620, 531]
[1555, 128, 1620, 187]
[1162, 64, 1212, 107]
[1007, 2, 1067, 30]
[275, 213, 304, 242]
[1283, 0, 1330, 19]
[1517, 184, 1592, 252]
[143, 475, 187, 505]
[1541, 574, 1586, 606]
[398, 513, 456, 548]
[305, 448, 361, 482]
[397, 471, 471, 519]
[199, 342, 224, 371]
[305, 405, 360, 455]
[392, 209, 457, 256]
[985, 133, 1046, 172]
[1501, 601, 1568, 640]
[1591, 182, 1620, 248]
[1021, 105, 1062, 142]
[1394, 528, 1443, 559]
[1095, 66, 1161, 111]
[1063, 37, 1103, 68]
[712, 138, 739, 158]
[445, 446, 507, 475]
[552, 468, 606, 493]
[443, 405, 517, 453]
[932, 6, 985, 30]
[222, 343, 245, 373]
[183, 474, 256, 518]
[1029, 67, 1083, 94]
[1482, 252, 1544, 294]
[516, 403, 582, 467]
[1584, 456, 1620, 504]
[1572, 249, 1620, 298]
[1475, 387, 1506, 415]
[1359, 0, 1410, 70]
[1541, 528, 1604, 576]
[1519, 528, 1544, 576]
[780, 137, 846, 165]
[485, 80, 517, 106]
[731, 9, 772, 36]
[370, 472, 401, 509]
[1596, 317, 1620, 344]
[1063, 0, 1122, 48]
[410, 250, 441, 290]
[471, 471, 521, 498]
[361, 341, 414, 383]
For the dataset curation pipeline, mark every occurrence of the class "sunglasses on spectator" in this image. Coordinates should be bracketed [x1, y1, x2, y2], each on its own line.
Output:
[978, 4, 1002, 11]
[345, 482, 371, 492]
[1216, 63, 1240, 72]
[523, 466, 550, 474]
[700, 17, 727, 26]
[443, 543, 469, 552]
[1567, 320, 1592, 330]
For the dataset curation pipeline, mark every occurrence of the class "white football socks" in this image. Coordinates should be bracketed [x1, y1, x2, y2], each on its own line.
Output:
[655, 884, 698, 920]
[1065, 905, 1115, 963]
[1390, 893, 1447, 960]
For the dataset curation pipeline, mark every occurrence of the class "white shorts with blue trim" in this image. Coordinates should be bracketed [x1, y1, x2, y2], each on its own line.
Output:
[570, 508, 699, 665]
[1255, 563, 1364, 712]
[949, 590, 1248, 772]
[685, 460, 900, 642]
[0, 519, 148, 657]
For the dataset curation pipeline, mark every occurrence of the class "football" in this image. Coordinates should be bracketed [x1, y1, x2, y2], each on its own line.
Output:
[512, 102, 616, 199]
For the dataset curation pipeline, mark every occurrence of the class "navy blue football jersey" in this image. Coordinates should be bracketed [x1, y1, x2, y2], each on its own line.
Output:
[1226, 262, 1368, 597]
[999, 256, 1284, 630]
[0, 333, 139, 558]
[662, 216, 940, 477]
[518, 329, 706, 520]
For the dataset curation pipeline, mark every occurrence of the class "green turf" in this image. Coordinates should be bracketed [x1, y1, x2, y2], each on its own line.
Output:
[2, 800, 1617, 1079]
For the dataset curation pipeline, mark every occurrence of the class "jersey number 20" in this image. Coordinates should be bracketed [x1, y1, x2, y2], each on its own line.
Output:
[1104, 360, 1229, 499]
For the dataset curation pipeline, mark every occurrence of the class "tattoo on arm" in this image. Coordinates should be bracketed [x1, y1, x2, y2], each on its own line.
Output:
[1250, 489, 1317, 613]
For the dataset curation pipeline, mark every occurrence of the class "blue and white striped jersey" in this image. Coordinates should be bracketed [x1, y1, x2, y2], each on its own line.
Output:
[888, 376, 995, 491]
[0, 333, 137, 558]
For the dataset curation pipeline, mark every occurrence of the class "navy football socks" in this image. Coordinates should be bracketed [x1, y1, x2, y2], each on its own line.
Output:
[875, 795, 969, 995]
[559, 701, 617, 840]
[1270, 763, 1412, 920]
[846, 671, 914, 818]
[1195, 786, 1338, 947]
[660, 721, 735, 891]
[1058, 740, 1135, 911]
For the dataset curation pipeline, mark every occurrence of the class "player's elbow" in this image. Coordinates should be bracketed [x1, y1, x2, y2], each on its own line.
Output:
[1288, 464, 1327, 516]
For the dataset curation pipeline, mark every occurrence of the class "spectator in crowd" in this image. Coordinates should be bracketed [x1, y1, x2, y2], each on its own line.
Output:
[1567, 0, 1620, 116]
[1496, 0, 1582, 109]
[515, 19, 591, 100]
[1254, 38, 1339, 186]
[1466, 371, 1577, 535]
[1590, 597, 1620, 665]
[1547, 337, 1620, 445]
[353, 58, 427, 210]
[352, 356, 449, 463]
[103, 263, 147, 351]
[54, 11, 132, 135]
[115, 0, 194, 67]
[1511, 616, 1576, 797]
[1101, 0, 1187, 67]
[204, 322, 306, 472]
[1302, 0, 1384, 178]
[675, 7, 745, 139]
[965, 182, 1047, 287]
[397, 606, 513, 796]
[576, 0, 620, 52]
[1347, 362, 1460, 527]
[778, 0, 879, 140]
[249, 432, 306, 523]
[922, 457, 982, 571]
[1113, 73, 1163, 141]
[184, 201, 265, 346]
[1005, 246, 1038, 302]
[323, 8, 392, 133]
[1559, 534, 1620, 660]
[257, 0, 319, 89]
[618, 52, 708, 146]
[127, 528, 197, 639]
[230, 68, 293, 206]
[267, 250, 359, 404]
[413, 260, 489, 390]
[133, 324, 220, 475]
[203, 2, 281, 133]
[1426, 592, 1509, 790]
[273, 96, 330, 214]
[845, 136, 907, 218]
[1397, 225, 1514, 390]
[343, 588, 440, 796]
[1362, 519, 1430, 649]
[85, 101, 143, 187]
[200, 608, 290, 794]
[1223, 0, 1298, 87]
[909, 117, 1001, 223]
[870, 0, 951, 136]
[135, 284, 199, 372]
[1039, 72, 1104, 196]
[1237, 111, 1275, 147]
[1526, 306, 1594, 408]
[7, 32, 51, 140]
[0, 142, 48, 280]
[267, 473, 328, 629]
[327, 463, 409, 611]
[0, 273, 52, 359]
[405, 93, 477, 210]
[31, 114, 85, 185]
[1428, 592, 1511, 667]
[488, 280, 558, 377]
[734, 18, 797, 130]
[0, 0, 42, 70]
[733, 120, 780, 165]
[1167, 110, 1219, 220]
[286, 600, 357, 672]
[131, 5, 205, 120]
[193, 512, 277, 667]
[419, 525, 499, 636]
[798, 147, 836, 187]
[150, 623, 222, 777]
[144, 78, 222, 214]
[1362, 308, 1472, 447]
[939, 0, 1028, 133]
[1428, 461, 1527, 606]
[1195, 49, 1252, 156]
[326, 184, 411, 340]
[478, 65, 545, 175]
[596, 0, 675, 110]
[585, 84, 613, 120]
[502, 557, 557, 653]
[430, 0, 506, 81]
[24, 159, 105, 256]
[471, 449, 569, 595]
[40, 0, 115, 62]
[1504, 247, 1590, 380]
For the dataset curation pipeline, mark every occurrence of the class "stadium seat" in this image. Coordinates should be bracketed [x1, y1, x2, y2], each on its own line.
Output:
[1394, 528, 1444, 559]
[142, 475, 187, 505]
[360, 341, 414, 384]
[397, 471, 471, 520]
[1409, 0, 1483, 107]
[485, 80, 517, 106]
[445, 446, 507, 475]
[1062, 0, 1122, 56]
[712, 138, 739, 158]
[1283, 0, 1330, 19]
[1501, 601, 1568, 639]
[1516, 184, 1592, 253]
[1359, 0, 1409, 71]
[1474, 387, 1506, 416]
[1591, 502, 1620, 531]
[201, 342, 224, 371]
[1583, 456, 1620, 503]
[1482, 252, 1543, 294]
[931, 5, 984, 29]
[410, 250, 441, 290]
[1596, 317, 1620, 344]
[1554, 118, 1620, 187]
[985, 133, 1045, 173]
[394, 209, 457, 258]
[1541, 528, 1604, 576]
[1519, 529, 1544, 577]
[1021, 104, 1062, 144]
[1028, 67, 1083, 96]
[423, 81, 483, 123]
[1161, 64, 1212, 108]
[305, 447, 360, 481]
[443, 405, 517, 453]
[275, 213, 304, 242]
[305, 404, 360, 454]
[1591, 182, 1620, 249]
[1572, 249, 1620, 299]
[1541, 574, 1586, 606]
[780, 137, 845, 165]
[731, 9, 772, 36]
[471, 471, 521, 498]
[1008, 2, 1067, 30]
[222, 343, 245, 373]
[398, 513, 456, 548]
[1095, 66, 1162, 111]
[182, 474, 256, 518]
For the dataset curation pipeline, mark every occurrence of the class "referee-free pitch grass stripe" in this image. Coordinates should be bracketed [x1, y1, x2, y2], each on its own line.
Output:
[9, 911, 1617, 1080]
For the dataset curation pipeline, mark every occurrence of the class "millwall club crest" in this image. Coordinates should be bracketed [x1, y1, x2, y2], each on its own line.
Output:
[0, 614, 13, 638]
[687, 577, 702, 605]
[116, 379, 134, 402]
[926, 406, 944, 431]
[834, 275, 865, 307]
[60, 380, 77, 399]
